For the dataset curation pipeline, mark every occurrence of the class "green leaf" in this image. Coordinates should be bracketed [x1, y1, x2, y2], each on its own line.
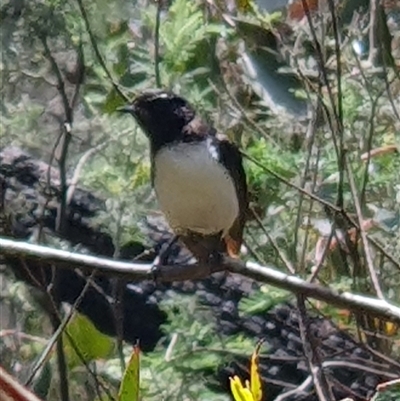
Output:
[64, 313, 114, 368]
[118, 345, 141, 401]
[103, 87, 127, 114]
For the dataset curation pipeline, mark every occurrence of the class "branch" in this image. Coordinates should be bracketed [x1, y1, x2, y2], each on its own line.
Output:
[154, 0, 162, 88]
[75, 0, 129, 102]
[2, 237, 400, 324]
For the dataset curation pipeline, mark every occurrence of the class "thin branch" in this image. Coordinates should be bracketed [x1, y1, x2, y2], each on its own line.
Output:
[55, 125, 72, 234]
[25, 270, 95, 387]
[154, 0, 162, 88]
[300, 0, 340, 158]
[75, 0, 129, 102]
[297, 296, 334, 401]
[2, 237, 400, 324]
[40, 35, 73, 123]
[327, 0, 345, 210]
[51, 313, 70, 401]
[70, 36, 85, 112]
[39, 33, 75, 401]
[66, 140, 110, 205]
[39, 31, 85, 236]
[368, 0, 379, 65]
[345, 155, 384, 299]
[250, 207, 295, 274]
[275, 359, 399, 401]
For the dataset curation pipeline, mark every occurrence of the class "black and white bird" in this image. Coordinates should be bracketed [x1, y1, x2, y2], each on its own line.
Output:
[118, 90, 248, 263]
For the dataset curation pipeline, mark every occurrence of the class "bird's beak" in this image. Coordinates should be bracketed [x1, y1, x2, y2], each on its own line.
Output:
[116, 104, 135, 114]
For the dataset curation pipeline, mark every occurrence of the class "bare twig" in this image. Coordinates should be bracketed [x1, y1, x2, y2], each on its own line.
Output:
[40, 35, 73, 123]
[154, 0, 163, 88]
[368, 0, 379, 65]
[51, 312, 70, 401]
[25, 270, 95, 387]
[326, 0, 345, 210]
[346, 156, 384, 299]
[55, 125, 72, 234]
[250, 207, 295, 274]
[2, 237, 400, 324]
[275, 359, 399, 401]
[210, 78, 278, 145]
[293, 96, 321, 269]
[75, 0, 129, 102]
[300, 0, 340, 157]
[297, 296, 334, 401]
[39, 33, 76, 401]
[70, 36, 85, 111]
[66, 140, 110, 205]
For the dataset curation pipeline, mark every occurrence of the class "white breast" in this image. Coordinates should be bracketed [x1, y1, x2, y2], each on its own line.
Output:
[153, 139, 239, 236]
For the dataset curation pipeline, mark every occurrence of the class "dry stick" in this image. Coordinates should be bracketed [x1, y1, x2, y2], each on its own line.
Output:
[2, 237, 400, 324]
[368, 0, 379, 65]
[297, 295, 334, 401]
[40, 35, 73, 123]
[299, 136, 323, 276]
[377, 8, 400, 122]
[25, 271, 95, 387]
[55, 127, 72, 234]
[350, 45, 390, 208]
[382, 63, 400, 122]
[154, 0, 163, 88]
[212, 78, 278, 145]
[274, 375, 313, 401]
[360, 97, 379, 207]
[42, 28, 121, 391]
[300, 0, 340, 160]
[346, 156, 385, 299]
[275, 359, 399, 401]
[291, 89, 321, 268]
[70, 37, 85, 111]
[289, 60, 341, 278]
[67, 128, 138, 205]
[40, 34, 74, 401]
[111, 202, 127, 374]
[326, 0, 345, 212]
[75, 0, 128, 102]
[40, 33, 73, 234]
[250, 207, 295, 274]
[66, 141, 110, 205]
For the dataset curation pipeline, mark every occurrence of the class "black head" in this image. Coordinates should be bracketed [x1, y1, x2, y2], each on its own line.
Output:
[118, 90, 196, 148]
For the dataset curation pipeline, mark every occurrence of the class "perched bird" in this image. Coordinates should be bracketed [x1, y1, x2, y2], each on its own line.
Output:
[118, 90, 248, 263]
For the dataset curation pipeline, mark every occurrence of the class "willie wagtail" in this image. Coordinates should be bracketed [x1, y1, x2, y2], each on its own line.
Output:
[118, 90, 248, 263]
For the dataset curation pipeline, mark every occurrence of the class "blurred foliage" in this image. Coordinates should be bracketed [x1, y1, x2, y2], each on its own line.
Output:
[1, 0, 400, 399]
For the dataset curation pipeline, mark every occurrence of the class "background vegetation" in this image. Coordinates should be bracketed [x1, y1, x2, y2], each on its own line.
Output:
[1, 0, 399, 400]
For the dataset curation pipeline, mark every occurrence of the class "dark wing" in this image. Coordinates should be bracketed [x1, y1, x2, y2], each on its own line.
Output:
[217, 136, 248, 257]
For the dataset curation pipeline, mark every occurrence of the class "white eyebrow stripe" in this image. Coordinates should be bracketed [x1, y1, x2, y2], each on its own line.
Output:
[157, 92, 169, 98]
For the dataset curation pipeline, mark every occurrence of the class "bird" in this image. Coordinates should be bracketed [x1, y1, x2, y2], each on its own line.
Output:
[118, 89, 248, 263]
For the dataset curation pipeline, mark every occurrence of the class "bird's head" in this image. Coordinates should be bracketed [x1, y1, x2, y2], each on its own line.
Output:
[118, 90, 196, 146]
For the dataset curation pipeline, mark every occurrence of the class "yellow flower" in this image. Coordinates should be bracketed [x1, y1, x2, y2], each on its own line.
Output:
[230, 341, 263, 401]
[230, 376, 255, 401]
